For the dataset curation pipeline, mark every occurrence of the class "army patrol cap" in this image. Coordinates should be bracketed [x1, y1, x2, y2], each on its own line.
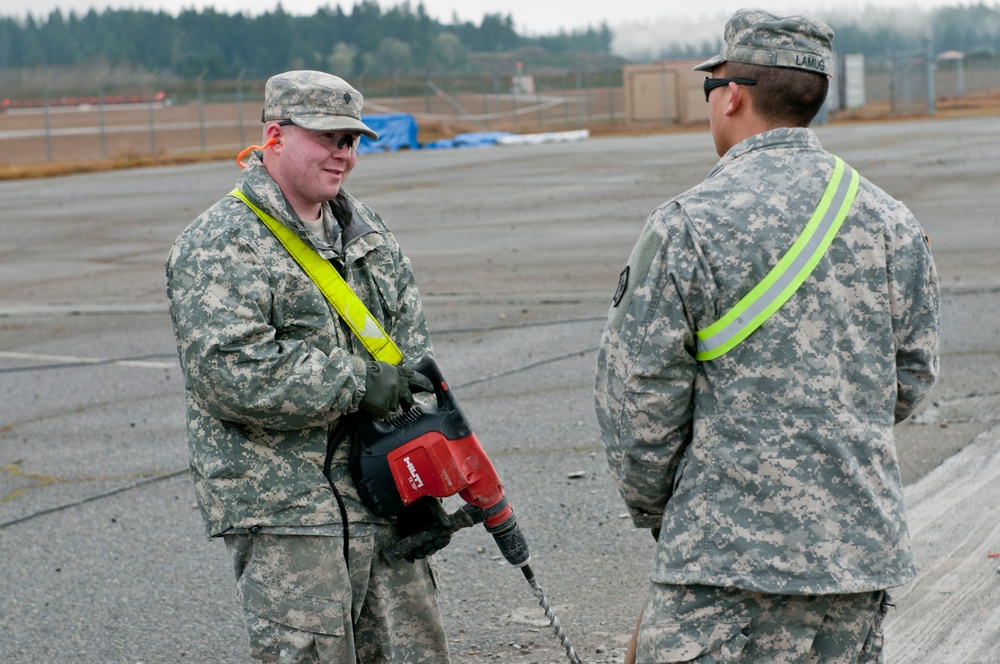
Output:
[694, 8, 834, 76]
[262, 70, 378, 140]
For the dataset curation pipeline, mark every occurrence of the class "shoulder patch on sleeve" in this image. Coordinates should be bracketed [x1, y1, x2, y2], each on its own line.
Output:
[607, 220, 664, 332]
[612, 265, 630, 307]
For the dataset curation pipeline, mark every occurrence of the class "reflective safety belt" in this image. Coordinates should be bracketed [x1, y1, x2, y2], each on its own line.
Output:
[229, 189, 404, 366]
[694, 156, 860, 361]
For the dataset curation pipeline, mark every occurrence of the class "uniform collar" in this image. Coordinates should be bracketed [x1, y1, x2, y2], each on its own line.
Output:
[237, 151, 378, 260]
[709, 127, 823, 178]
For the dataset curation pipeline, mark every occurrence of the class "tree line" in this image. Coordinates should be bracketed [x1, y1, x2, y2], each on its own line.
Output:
[653, 4, 1000, 63]
[0, 1, 613, 79]
[1, 1, 998, 82]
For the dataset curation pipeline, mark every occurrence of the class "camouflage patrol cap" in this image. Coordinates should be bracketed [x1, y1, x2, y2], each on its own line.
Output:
[262, 70, 378, 140]
[694, 8, 834, 76]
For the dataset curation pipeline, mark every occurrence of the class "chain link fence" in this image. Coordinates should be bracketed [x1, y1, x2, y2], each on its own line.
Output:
[0, 66, 624, 167]
[848, 50, 1000, 117]
[2, 57, 999, 168]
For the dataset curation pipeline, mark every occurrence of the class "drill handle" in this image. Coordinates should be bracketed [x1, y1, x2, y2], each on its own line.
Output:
[381, 503, 479, 564]
[410, 356, 448, 408]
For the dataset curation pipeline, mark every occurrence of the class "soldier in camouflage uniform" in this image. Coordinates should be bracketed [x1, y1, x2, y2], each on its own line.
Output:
[166, 70, 450, 663]
[595, 10, 939, 663]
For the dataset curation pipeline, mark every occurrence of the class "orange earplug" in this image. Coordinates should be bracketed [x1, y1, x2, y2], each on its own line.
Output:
[236, 136, 279, 169]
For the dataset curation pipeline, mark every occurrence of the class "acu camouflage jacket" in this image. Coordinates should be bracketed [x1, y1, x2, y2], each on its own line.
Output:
[166, 153, 432, 537]
[595, 128, 940, 595]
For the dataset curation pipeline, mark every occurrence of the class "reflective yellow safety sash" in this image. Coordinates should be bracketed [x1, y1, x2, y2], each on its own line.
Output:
[229, 189, 404, 366]
[695, 156, 860, 361]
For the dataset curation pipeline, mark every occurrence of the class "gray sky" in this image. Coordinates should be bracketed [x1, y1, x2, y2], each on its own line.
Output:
[0, 0, 955, 34]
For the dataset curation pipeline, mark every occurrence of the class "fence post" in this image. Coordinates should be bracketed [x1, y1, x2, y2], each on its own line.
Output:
[563, 74, 570, 126]
[575, 70, 583, 128]
[198, 71, 207, 151]
[492, 73, 500, 129]
[585, 70, 593, 122]
[926, 38, 936, 116]
[43, 82, 52, 162]
[485, 75, 494, 129]
[608, 77, 615, 124]
[956, 56, 966, 97]
[98, 76, 107, 160]
[661, 64, 670, 127]
[512, 65, 519, 129]
[148, 84, 157, 155]
[237, 70, 246, 148]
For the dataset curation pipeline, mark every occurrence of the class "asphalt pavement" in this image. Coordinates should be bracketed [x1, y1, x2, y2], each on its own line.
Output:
[1, 116, 998, 663]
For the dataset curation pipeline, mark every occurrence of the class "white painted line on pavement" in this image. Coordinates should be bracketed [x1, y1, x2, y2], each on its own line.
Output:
[0, 351, 175, 369]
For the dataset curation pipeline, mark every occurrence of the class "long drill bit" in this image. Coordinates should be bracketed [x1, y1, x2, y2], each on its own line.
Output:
[521, 564, 583, 664]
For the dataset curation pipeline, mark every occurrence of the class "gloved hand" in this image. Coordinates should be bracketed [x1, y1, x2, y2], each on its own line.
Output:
[396, 498, 453, 563]
[405, 532, 451, 563]
[358, 361, 434, 419]
[381, 501, 479, 565]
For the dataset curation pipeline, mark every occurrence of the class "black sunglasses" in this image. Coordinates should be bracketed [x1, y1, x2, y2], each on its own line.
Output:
[276, 119, 356, 149]
[703, 77, 757, 102]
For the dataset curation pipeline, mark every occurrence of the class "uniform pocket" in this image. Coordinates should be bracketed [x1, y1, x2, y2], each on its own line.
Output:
[638, 619, 750, 662]
[858, 590, 892, 663]
[237, 573, 348, 637]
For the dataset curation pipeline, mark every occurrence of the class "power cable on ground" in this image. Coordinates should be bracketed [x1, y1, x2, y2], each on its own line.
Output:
[0, 469, 188, 530]
[0, 316, 606, 374]
[453, 345, 600, 389]
[0, 332, 602, 528]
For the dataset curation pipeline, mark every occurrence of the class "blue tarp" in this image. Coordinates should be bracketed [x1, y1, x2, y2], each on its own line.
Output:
[423, 131, 517, 150]
[357, 113, 419, 154]
[354, 113, 519, 153]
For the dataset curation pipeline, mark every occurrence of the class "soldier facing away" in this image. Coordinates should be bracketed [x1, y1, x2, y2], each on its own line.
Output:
[166, 70, 450, 663]
[595, 9, 939, 663]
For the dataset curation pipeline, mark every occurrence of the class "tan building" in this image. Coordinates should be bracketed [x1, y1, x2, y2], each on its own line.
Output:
[626, 55, 862, 126]
[623, 59, 709, 127]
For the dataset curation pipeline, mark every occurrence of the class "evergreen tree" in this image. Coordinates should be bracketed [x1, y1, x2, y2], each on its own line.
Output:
[0, 3, 998, 80]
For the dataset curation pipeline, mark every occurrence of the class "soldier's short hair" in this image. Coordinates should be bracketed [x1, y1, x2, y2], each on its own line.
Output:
[726, 61, 829, 127]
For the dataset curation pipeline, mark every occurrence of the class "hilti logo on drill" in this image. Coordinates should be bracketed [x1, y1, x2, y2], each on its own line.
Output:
[403, 456, 424, 489]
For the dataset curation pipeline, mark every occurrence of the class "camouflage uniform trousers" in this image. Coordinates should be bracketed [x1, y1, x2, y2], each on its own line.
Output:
[224, 526, 450, 663]
[635, 582, 891, 663]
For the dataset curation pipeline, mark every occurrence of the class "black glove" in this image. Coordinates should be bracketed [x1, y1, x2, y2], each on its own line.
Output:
[381, 502, 481, 564]
[358, 361, 434, 419]
[395, 498, 453, 563]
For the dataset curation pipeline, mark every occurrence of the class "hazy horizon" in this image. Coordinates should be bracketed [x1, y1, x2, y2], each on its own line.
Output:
[0, 1, 981, 63]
